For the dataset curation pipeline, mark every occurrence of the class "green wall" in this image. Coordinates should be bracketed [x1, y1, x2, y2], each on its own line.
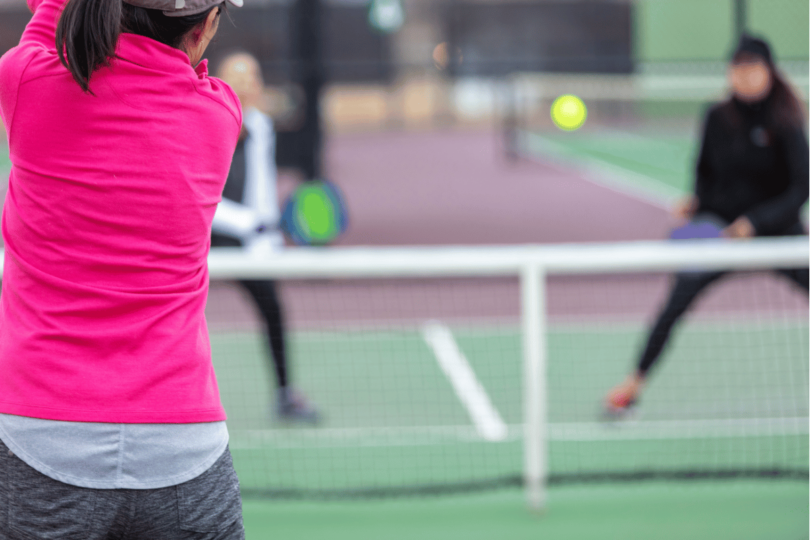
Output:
[635, 0, 809, 62]
[747, 0, 810, 60]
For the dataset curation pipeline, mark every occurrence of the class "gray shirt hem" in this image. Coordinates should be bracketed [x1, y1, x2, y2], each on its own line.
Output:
[0, 416, 230, 490]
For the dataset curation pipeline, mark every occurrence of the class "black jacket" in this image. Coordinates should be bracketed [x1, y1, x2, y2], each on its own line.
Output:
[695, 95, 809, 235]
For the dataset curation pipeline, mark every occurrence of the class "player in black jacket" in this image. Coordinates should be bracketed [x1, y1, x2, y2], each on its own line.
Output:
[605, 35, 809, 415]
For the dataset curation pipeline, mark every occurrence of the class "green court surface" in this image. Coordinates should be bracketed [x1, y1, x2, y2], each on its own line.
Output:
[223, 320, 807, 538]
[524, 129, 810, 224]
[243, 481, 808, 540]
[212, 317, 807, 504]
[522, 129, 698, 208]
[0, 145, 9, 177]
[532, 131, 696, 196]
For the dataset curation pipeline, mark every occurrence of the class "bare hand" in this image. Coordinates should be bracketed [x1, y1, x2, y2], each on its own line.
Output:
[723, 216, 755, 238]
[672, 196, 698, 223]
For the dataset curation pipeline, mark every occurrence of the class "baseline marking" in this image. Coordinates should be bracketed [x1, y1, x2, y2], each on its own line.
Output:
[230, 417, 809, 449]
[421, 320, 508, 442]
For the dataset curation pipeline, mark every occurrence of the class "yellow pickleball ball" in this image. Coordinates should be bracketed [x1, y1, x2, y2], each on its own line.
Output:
[551, 95, 587, 131]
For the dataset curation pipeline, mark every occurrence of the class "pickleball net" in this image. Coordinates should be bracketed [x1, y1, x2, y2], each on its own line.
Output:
[204, 239, 808, 506]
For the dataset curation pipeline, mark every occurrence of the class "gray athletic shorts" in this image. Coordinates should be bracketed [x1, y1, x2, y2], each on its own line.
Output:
[0, 438, 245, 540]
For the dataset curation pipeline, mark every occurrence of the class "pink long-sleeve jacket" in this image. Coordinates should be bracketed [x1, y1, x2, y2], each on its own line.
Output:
[0, 0, 241, 423]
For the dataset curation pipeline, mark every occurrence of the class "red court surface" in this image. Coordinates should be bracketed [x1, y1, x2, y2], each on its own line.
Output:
[321, 129, 671, 246]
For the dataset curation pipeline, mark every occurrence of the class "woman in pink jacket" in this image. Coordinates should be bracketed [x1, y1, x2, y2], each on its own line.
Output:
[0, 0, 246, 537]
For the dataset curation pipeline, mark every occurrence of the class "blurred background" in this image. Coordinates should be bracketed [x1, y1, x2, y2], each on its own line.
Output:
[0, 0, 807, 248]
[0, 1, 808, 539]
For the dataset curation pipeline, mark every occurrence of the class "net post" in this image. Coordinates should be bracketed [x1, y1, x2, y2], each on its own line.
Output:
[521, 262, 547, 512]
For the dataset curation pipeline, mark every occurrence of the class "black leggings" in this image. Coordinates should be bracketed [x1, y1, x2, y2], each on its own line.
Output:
[239, 280, 288, 389]
[637, 265, 809, 375]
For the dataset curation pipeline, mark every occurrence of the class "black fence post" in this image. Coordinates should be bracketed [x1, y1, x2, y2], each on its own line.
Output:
[292, 0, 324, 181]
[734, 0, 747, 40]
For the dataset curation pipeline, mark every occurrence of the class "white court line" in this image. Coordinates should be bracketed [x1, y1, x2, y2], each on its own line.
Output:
[421, 320, 509, 442]
[551, 417, 810, 441]
[229, 417, 809, 450]
[520, 131, 682, 210]
[233, 425, 520, 449]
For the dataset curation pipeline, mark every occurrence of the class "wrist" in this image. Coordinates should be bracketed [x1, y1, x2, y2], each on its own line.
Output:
[741, 215, 757, 236]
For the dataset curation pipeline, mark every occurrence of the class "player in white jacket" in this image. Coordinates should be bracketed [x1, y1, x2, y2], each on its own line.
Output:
[212, 52, 319, 423]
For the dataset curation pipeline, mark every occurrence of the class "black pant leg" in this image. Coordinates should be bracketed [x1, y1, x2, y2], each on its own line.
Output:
[771, 223, 809, 293]
[637, 271, 725, 375]
[775, 268, 809, 292]
[239, 280, 289, 389]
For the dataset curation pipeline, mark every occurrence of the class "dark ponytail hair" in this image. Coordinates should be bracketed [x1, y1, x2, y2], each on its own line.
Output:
[768, 69, 807, 132]
[56, 0, 224, 93]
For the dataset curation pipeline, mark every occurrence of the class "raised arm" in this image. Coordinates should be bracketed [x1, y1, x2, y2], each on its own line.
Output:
[20, 0, 65, 52]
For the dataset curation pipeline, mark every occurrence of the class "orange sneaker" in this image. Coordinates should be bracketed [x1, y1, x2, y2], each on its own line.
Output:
[603, 377, 642, 419]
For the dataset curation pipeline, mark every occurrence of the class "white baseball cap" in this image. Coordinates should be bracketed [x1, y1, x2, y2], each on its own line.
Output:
[124, 0, 243, 17]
